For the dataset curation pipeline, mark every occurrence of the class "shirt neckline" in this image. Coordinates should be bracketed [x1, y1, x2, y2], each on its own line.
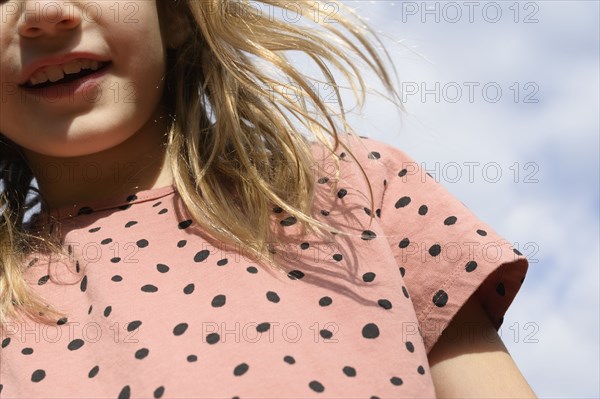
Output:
[37, 183, 177, 222]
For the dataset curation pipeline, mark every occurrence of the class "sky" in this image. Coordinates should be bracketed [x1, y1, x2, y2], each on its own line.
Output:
[324, 1, 599, 397]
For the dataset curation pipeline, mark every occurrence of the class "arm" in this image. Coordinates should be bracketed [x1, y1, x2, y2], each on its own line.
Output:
[428, 293, 538, 398]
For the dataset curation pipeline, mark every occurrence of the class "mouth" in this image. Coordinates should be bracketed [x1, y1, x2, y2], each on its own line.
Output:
[20, 59, 112, 90]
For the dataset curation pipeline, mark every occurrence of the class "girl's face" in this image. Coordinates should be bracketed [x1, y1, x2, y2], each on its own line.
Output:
[0, 0, 171, 157]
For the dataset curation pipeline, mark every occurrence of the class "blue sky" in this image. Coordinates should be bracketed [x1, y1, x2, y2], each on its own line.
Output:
[327, 1, 599, 397]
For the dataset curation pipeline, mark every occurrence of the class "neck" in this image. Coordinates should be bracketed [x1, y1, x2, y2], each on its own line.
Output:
[23, 110, 174, 211]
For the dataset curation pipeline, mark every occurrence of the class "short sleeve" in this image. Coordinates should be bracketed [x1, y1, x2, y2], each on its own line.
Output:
[346, 135, 530, 354]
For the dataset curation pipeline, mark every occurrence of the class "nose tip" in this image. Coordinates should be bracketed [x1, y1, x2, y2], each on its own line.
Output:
[19, 1, 82, 38]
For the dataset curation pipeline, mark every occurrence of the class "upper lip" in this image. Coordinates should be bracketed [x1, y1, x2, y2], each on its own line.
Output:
[19, 52, 111, 86]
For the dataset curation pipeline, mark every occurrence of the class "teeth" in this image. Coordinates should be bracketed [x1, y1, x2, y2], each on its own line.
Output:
[45, 65, 65, 82]
[30, 70, 49, 86]
[26, 59, 105, 87]
[62, 60, 82, 74]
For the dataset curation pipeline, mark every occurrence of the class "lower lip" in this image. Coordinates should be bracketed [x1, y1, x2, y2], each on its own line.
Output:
[20, 63, 112, 101]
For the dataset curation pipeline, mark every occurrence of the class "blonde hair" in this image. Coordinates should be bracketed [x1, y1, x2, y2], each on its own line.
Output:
[0, 0, 402, 329]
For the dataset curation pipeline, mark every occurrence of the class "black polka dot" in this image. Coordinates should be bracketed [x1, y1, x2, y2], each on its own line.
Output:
[104, 306, 112, 317]
[187, 354, 198, 362]
[496, 282, 506, 296]
[309, 380, 325, 392]
[280, 216, 297, 226]
[320, 210, 330, 216]
[364, 207, 372, 216]
[362, 323, 380, 339]
[337, 189, 347, 199]
[217, 258, 228, 266]
[433, 290, 448, 307]
[112, 275, 123, 282]
[177, 240, 187, 248]
[233, 363, 249, 376]
[125, 221, 138, 228]
[178, 219, 193, 229]
[283, 355, 295, 364]
[80, 275, 88, 292]
[21, 347, 33, 355]
[153, 201, 162, 207]
[375, 208, 381, 217]
[362, 272, 376, 282]
[287, 270, 305, 280]
[333, 253, 343, 261]
[342, 366, 356, 377]
[206, 333, 220, 344]
[444, 216, 457, 225]
[513, 248, 523, 256]
[417, 365, 425, 375]
[465, 260, 478, 272]
[158, 208, 168, 214]
[390, 376, 403, 386]
[418, 205, 428, 215]
[141, 284, 158, 293]
[273, 206, 283, 213]
[247, 266, 258, 274]
[211, 294, 226, 307]
[368, 151, 380, 159]
[361, 230, 377, 240]
[477, 229, 487, 236]
[300, 242, 310, 250]
[127, 320, 142, 332]
[395, 196, 411, 208]
[194, 250, 210, 262]
[68, 338, 84, 351]
[173, 323, 189, 336]
[157, 263, 170, 273]
[88, 365, 99, 378]
[402, 286, 410, 299]
[377, 299, 392, 309]
[89, 227, 101, 233]
[405, 341, 414, 352]
[319, 296, 332, 306]
[399, 267, 406, 277]
[256, 322, 270, 333]
[398, 238, 410, 248]
[153, 386, 165, 398]
[78, 206, 93, 215]
[1, 338, 10, 348]
[183, 283, 195, 294]
[38, 275, 50, 285]
[428, 244, 441, 257]
[88, 305, 93, 315]
[118, 385, 130, 399]
[101, 238, 112, 245]
[126, 194, 137, 202]
[136, 239, 149, 248]
[266, 291, 280, 303]
[31, 369, 46, 382]
[320, 329, 333, 339]
[135, 348, 149, 359]
[110, 257, 121, 263]
[318, 177, 329, 184]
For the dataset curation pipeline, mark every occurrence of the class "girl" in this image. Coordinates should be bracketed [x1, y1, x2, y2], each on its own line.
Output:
[0, 1, 536, 398]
